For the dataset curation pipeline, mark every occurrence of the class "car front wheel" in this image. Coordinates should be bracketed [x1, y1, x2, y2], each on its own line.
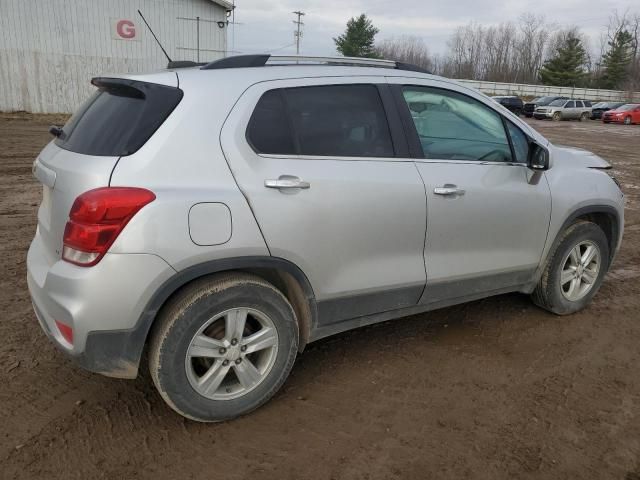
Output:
[532, 220, 610, 315]
[624, 116, 632, 125]
[552, 112, 562, 121]
[149, 273, 299, 422]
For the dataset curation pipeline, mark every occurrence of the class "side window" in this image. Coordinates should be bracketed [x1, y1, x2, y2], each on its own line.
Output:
[566, 101, 576, 108]
[247, 90, 296, 155]
[505, 121, 529, 164]
[584, 101, 592, 107]
[402, 86, 512, 162]
[576, 101, 584, 108]
[283, 84, 394, 157]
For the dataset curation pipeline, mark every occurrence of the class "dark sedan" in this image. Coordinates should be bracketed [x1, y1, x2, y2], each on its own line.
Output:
[591, 102, 625, 120]
[491, 96, 524, 115]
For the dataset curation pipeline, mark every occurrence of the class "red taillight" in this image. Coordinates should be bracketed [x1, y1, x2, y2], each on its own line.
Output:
[62, 187, 155, 266]
[55, 320, 74, 344]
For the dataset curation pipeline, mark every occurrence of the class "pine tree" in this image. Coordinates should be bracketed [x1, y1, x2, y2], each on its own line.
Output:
[600, 29, 634, 90]
[539, 32, 588, 86]
[334, 14, 380, 58]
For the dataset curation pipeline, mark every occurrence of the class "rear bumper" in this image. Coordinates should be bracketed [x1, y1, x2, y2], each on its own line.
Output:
[27, 231, 175, 378]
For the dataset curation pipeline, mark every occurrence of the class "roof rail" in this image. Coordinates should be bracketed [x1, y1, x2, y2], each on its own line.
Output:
[167, 60, 207, 69]
[200, 54, 432, 74]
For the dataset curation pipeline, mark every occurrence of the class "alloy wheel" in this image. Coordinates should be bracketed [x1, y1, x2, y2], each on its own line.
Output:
[560, 240, 601, 302]
[185, 307, 279, 400]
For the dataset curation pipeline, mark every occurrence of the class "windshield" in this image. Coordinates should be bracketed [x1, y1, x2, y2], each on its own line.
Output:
[616, 104, 637, 111]
[592, 102, 605, 108]
[534, 96, 557, 104]
[549, 99, 566, 107]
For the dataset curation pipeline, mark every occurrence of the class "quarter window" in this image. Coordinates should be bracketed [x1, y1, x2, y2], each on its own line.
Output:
[247, 84, 394, 157]
[402, 86, 513, 162]
[505, 121, 529, 164]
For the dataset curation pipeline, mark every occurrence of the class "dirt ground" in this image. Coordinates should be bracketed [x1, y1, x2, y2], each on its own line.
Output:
[0, 112, 639, 480]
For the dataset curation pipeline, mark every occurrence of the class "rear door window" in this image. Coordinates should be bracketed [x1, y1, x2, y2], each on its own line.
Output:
[247, 84, 394, 158]
[56, 79, 183, 157]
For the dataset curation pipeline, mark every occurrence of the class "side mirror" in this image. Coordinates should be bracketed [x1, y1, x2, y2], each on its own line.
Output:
[528, 142, 550, 171]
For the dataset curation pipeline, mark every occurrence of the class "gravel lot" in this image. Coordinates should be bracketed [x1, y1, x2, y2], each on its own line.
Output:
[1, 113, 639, 480]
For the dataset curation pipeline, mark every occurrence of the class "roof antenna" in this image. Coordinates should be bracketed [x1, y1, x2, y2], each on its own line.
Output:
[137, 10, 173, 66]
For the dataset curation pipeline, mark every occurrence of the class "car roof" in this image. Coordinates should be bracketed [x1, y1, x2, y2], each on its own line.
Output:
[111, 55, 441, 88]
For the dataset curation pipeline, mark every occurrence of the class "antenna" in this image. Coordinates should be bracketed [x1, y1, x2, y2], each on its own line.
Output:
[137, 9, 172, 64]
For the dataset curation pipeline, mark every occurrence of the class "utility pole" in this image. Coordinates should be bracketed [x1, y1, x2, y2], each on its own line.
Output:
[292, 11, 305, 55]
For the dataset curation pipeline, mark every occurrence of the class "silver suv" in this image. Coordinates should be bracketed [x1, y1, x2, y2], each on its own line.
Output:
[533, 98, 593, 121]
[27, 55, 624, 422]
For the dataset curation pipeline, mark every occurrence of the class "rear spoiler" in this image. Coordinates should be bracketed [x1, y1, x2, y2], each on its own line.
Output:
[91, 77, 148, 99]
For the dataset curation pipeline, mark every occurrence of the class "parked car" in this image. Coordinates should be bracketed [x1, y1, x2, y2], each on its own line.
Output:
[591, 101, 625, 120]
[533, 99, 592, 121]
[602, 104, 640, 125]
[523, 95, 569, 117]
[28, 55, 624, 422]
[491, 96, 524, 115]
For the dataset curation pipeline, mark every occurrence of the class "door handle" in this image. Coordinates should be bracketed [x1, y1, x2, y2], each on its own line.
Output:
[265, 177, 310, 190]
[434, 185, 465, 196]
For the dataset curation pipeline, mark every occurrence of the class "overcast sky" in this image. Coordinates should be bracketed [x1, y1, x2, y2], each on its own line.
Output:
[228, 0, 638, 57]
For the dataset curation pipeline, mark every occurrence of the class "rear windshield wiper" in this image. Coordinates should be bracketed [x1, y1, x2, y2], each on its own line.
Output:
[49, 125, 63, 137]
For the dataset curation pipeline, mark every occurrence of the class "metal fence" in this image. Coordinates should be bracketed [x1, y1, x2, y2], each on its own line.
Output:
[455, 79, 639, 102]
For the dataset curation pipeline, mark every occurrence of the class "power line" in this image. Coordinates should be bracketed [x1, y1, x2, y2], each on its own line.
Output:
[292, 11, 305, 55]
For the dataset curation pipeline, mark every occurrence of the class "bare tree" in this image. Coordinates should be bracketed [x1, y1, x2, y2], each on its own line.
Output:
[375, 36, 434, 71]
[387, 9, 638, 90]
[515, 14, 553, 83]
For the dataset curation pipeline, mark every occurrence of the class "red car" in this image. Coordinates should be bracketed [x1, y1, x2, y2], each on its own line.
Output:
[602, 103, 640, 125]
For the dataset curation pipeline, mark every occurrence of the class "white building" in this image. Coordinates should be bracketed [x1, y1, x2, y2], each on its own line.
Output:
[0, 0, 233, 113]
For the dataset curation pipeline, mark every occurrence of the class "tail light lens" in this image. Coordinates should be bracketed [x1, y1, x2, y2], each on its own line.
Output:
[62, 187, 155, 266]
[55, 320, 74, 345]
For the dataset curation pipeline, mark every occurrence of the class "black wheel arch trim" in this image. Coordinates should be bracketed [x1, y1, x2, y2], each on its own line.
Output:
[531, 204, 621, 289]
[79, 256, 317, 379]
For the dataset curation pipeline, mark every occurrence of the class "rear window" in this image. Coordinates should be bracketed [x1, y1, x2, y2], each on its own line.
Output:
[55, 78, 183, 156]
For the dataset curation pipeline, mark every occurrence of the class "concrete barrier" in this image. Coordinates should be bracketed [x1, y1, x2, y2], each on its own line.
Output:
[455, 79, 639, 102]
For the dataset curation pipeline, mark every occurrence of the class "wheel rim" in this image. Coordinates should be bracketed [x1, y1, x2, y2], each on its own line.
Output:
[625, 116, 631, 125]
[185, 307, 279, 401]
[560, 240, 601, 302]
[553, 113, 561, 121]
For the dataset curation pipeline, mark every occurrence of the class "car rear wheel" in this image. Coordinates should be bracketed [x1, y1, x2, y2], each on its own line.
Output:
[532, 220, 610, 315]
[579, 112, 589, 122]
[552, 112, 562, 121]
[624, 116, 632, 125]
[149, 272, 299, 422]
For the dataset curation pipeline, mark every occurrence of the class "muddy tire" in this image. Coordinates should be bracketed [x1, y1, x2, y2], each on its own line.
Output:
[579, 112, 589, 122]
[552, 112, 562, 122]
[149, 272, 299, 422]
[532, 221, 610, 315]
